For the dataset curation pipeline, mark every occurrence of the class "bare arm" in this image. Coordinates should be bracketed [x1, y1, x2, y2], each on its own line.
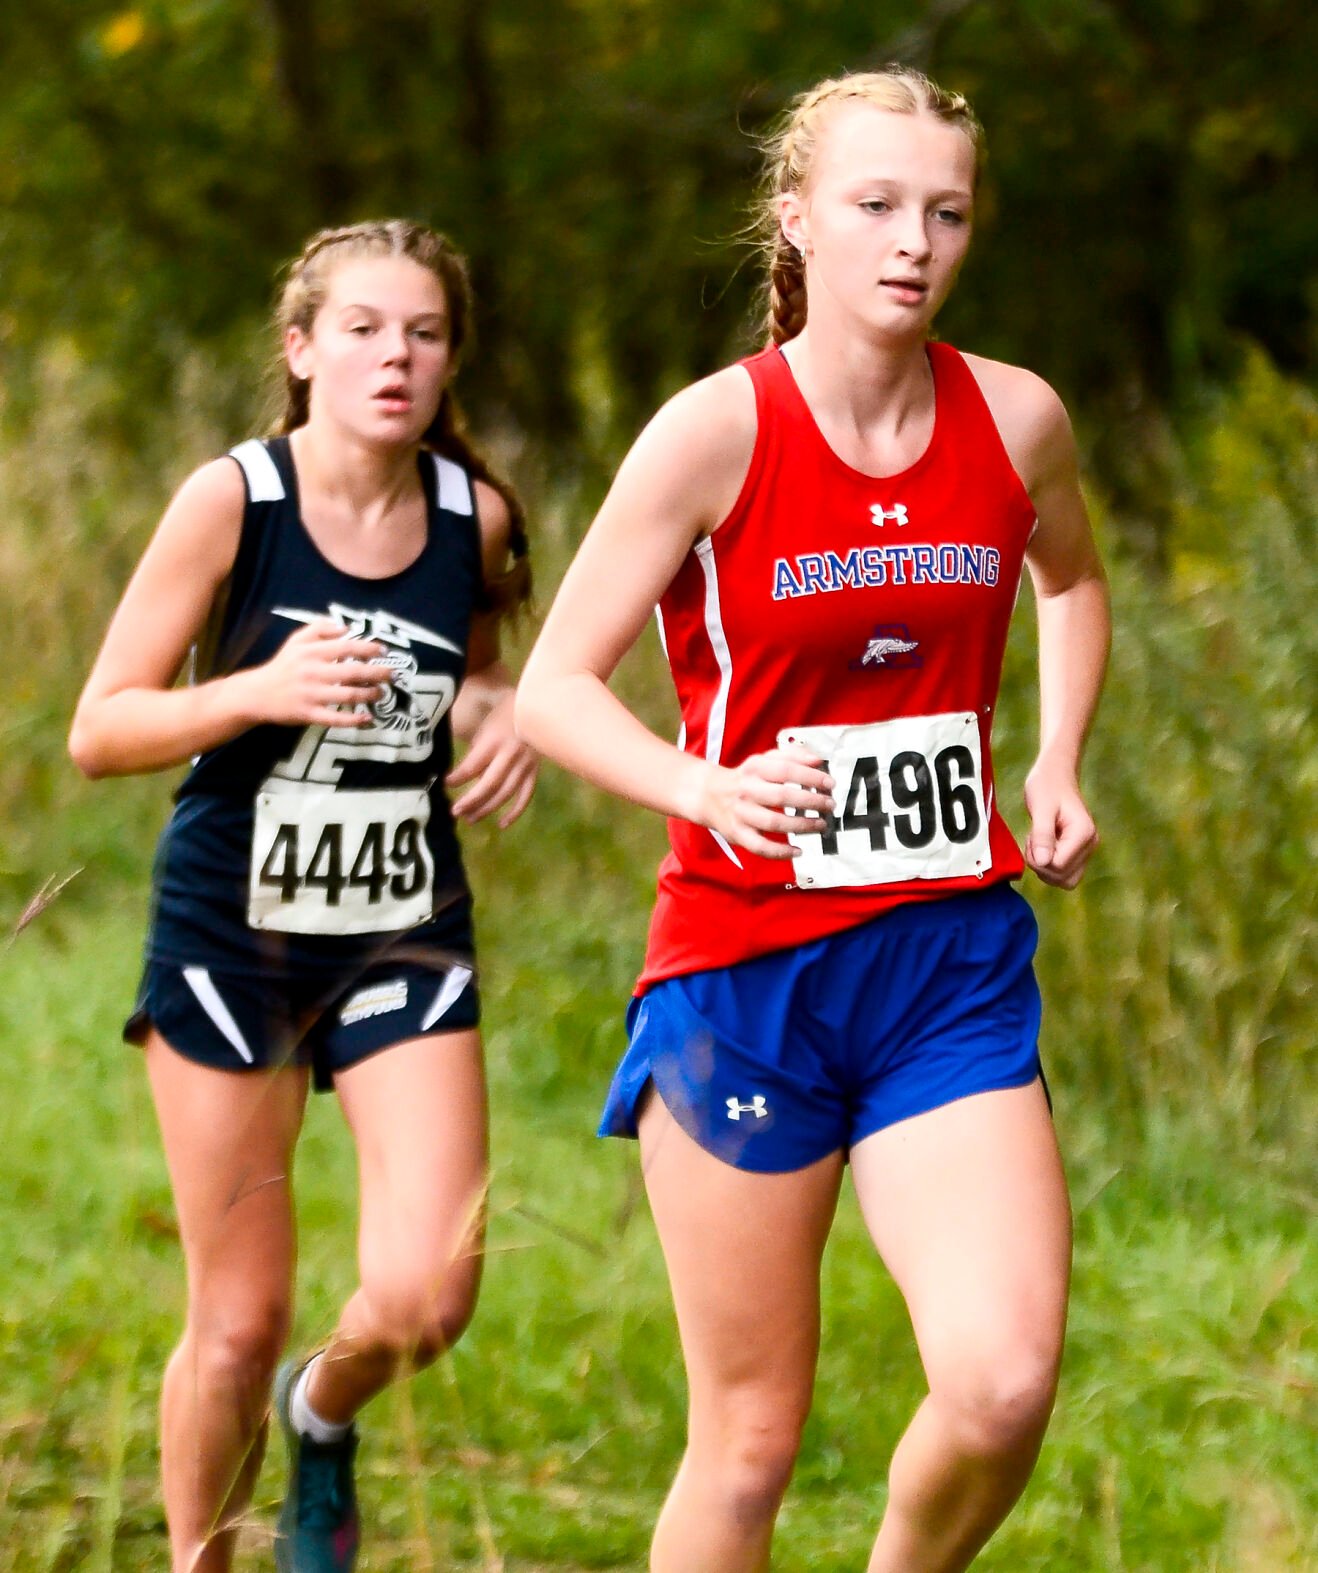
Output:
[445, 478, 538, 827]
[68, 458, 391, 778]
[971, 359, 1111, 889]
[515, 369, 835, 860]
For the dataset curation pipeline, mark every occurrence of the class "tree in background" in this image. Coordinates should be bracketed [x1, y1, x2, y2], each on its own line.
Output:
[1, 0, 1315, 557]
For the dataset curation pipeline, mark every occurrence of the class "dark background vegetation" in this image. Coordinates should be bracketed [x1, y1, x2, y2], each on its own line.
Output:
[0, 3, 1314, 1567]
[3, 0, 1317, 557]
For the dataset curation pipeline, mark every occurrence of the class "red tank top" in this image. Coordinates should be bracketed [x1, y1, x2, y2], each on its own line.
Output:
[638, 341, 1036, 991]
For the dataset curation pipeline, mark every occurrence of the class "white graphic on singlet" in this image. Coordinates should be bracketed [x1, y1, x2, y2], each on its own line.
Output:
[267, 604, 459, 786]
[870, 503, 910, 528]
[863, 634, 919, 665]
[726, 1096, 769, 1122]
[248, 604, 459, 935]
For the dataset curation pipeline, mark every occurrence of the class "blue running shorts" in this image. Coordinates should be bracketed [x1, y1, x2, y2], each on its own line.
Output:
[126, 950, 479, 1092]
[600, 885, 1043, 1172]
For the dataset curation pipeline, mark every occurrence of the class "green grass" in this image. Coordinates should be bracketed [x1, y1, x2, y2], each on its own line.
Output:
[0, 885, 1313, 1572]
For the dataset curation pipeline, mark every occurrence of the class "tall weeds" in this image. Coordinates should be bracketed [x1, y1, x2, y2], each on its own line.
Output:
[3, 347, 1312, 1152]
[1017, 351, 1316, 1151]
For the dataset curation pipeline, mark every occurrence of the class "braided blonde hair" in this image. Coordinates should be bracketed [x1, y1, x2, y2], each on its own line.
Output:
[272, 220, 531, 612]
[759, 67, 985, 345]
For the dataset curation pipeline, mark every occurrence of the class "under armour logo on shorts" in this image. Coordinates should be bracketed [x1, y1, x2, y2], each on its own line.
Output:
[726, 1095, 768, 1122]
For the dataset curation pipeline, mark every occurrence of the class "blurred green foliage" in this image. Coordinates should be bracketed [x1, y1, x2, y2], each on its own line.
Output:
[2, 0, 1316, 538]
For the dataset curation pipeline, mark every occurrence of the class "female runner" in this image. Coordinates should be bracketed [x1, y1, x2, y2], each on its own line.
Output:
[516, 68, 1109, 1573]
[71, 220, 536, 1573]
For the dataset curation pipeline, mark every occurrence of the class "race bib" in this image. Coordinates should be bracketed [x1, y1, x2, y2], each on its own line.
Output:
[778, 713, 991, 890]
[248, 786, 435, 935]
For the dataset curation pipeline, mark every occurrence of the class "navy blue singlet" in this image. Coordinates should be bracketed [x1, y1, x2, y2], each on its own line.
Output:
[143, 436, 485, 979]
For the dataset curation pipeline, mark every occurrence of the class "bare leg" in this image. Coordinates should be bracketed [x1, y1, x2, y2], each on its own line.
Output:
[639, 1094, 844, 1573]
[146, 1034, 308, 1573]
[302, 1030, 488, 1422]
[851, 1081, 1071, 1573]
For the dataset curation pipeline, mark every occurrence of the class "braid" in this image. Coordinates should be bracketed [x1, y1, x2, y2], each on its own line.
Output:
[767, 236, 808, 345]
[425, 391, 532, 616]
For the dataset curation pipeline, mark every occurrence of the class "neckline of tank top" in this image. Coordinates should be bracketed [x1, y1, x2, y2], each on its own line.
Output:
[769, 341, 949, 486]
[276, 437, 441, 585]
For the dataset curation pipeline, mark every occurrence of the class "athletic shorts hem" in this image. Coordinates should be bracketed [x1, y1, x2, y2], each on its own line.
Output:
[847, 1060, 1045, 1150]
[124, 957, 479, 1092]
[129, 1008, 481, 1084]
[598, 1071, 848, 1175]
[320, 1017, 482, 1087]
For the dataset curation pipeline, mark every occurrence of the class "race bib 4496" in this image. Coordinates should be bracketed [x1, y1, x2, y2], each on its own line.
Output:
[778, 713, 992, 890]
[248, 786, 435, 935]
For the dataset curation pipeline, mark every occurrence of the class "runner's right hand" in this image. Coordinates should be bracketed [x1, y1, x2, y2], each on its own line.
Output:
[694, 742, 835, 860]
[241, 621, 394, 728]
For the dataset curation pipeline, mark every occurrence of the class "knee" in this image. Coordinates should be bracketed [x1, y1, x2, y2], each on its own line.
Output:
[932, 1346, 1060, 1460]
[360, 1261, 481, 1368]
[696, 1399, 806, 1523]
[189, 1298, 291, 1397]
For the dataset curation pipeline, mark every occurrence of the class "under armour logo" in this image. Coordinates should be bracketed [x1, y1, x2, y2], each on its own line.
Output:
[870, 503, 909, 528]
[726, 1095, 768, 1122]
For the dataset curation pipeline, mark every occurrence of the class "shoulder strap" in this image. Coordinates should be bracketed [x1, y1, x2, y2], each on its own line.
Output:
[426, 450, 489, 613]
[194, 438, 285, 680]
[430, 452, 475, 517]
[926, 343, 1032, 497]
[228, 437, 286, 502]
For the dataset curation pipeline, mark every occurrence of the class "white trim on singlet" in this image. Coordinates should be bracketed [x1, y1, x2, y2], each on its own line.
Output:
[655, 606, 687, 753]
[229, 439, 286, 502]
[422, 964, 474, 1030]
[432, 454, 475, 516]
[182, 967, 256, 1064]
[694, 537, 742, 869]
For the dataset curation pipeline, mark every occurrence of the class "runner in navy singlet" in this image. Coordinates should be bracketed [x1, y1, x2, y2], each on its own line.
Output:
[518, 70, 1110, 1573]
[70, 221, 536, 1573]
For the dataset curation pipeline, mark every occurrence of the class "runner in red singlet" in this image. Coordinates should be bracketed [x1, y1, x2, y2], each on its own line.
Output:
[518, 67, 1109, 1573]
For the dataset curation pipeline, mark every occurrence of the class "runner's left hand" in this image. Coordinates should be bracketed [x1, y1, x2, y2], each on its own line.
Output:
[1023, 757, 1098, 889]
[447, 693, 539, 827]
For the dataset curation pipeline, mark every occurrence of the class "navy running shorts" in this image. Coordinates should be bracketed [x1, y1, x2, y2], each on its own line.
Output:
[125, 949, 480, 1092]
[599, 884, 1043, 1172]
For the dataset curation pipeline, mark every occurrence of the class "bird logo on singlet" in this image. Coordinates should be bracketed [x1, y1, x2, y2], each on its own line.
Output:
[370, 649, 426, 732]
[850, 623, 922, 672]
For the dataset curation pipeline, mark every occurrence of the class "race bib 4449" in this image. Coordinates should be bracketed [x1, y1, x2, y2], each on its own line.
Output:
[778, 713, 992, 890]
[248, 786, 435, 935]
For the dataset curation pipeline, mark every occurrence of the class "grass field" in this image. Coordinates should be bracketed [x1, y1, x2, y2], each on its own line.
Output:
[0, 853, 1312, 1571]
[0, 352, 1314, 1567]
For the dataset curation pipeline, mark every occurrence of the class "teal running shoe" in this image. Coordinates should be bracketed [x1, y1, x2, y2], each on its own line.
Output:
[273, 1359, 360, 1573]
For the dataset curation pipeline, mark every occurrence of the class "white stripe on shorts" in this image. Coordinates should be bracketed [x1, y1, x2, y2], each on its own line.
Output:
[182, 967, 256, 1064]
[422, 965, 474, 1031]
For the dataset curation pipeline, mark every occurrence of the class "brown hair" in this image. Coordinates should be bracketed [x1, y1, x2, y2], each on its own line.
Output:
[273, 220, 530, 613]
[758, 66, 985, 346]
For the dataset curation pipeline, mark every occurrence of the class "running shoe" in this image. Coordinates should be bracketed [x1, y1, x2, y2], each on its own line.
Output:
[273, 1359, 361, 1573]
